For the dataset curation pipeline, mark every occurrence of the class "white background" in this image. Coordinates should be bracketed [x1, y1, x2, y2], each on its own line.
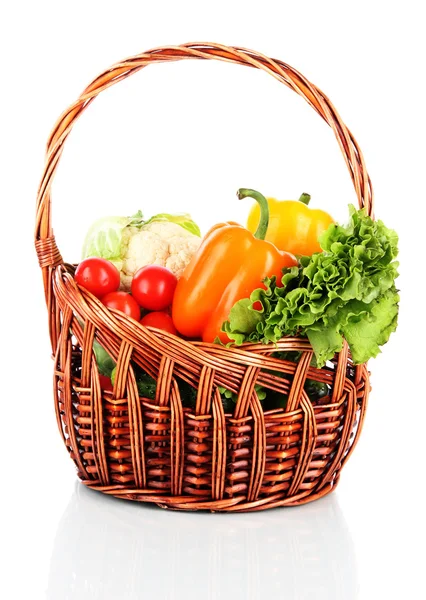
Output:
[1, 1, 425, 598]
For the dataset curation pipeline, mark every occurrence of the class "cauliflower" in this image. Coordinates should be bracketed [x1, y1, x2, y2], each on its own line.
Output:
[120, 220, 201, 290]
[82, 211, 201, 291]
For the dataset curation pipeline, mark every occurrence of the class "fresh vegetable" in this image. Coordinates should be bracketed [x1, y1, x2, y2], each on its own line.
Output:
[82, 210, 201, 290]
[74, 257, 120, 298]
[218, 385, 267, 402]
[131, 265, 177, 310]
[305, 379, 329, 400]
[101, 291, 141, 321]
[223, 204, 399, 366]
[172, 188, 297, 343]
[93, 341, 115, 390]
[93, 340, 116, 376]
[261, 379, 330, 411]
[99, 374, 113, 392]
[135, 373, 158, 400]
[111, 366, 157, 399]
[110, 365, 197, 407]
[101, 341, 328, 412]
[177, 379, 198, 409]
[247, 191, 334, 256]
[218, 365, 330, 412]
[140, 311, 177, 335]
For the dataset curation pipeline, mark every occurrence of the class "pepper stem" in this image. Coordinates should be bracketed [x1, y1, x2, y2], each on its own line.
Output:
[237, 188, 269, 240]
[298, 193, 311, 205]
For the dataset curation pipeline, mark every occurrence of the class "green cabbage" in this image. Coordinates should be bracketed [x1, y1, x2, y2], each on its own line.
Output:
[222, 205, 399, 367]
[81, 212, 145, 270]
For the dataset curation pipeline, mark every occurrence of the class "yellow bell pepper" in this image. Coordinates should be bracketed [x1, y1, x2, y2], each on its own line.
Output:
[246, 192, 334, 256]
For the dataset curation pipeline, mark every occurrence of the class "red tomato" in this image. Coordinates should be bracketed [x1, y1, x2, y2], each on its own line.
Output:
[131, 265, 177, 311]
[140, 311, 177, 335]
[101, 291, 141, 321]
[99, 374, 113, 392]
[75, 257, 120, 299]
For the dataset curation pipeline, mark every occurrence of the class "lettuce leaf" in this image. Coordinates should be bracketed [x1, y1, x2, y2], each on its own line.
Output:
[222, 298, 264, 344]
[221, 205, 399, 367]
[341, 288, 399, 363]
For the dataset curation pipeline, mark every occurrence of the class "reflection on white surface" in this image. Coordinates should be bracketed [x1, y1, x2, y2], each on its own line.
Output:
[47, 483, 358, 599]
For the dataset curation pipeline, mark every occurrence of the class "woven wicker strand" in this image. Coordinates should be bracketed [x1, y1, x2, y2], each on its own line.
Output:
[36, 43, 371, 511]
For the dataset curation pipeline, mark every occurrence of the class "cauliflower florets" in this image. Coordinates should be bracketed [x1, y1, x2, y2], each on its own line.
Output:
[120, 220, 201, 290]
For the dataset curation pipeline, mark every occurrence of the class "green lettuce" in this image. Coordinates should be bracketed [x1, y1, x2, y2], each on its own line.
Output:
[222, 205, 399, 367]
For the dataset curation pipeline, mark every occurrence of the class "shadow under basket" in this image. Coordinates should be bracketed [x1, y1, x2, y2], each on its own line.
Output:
[35, 43, 372, 512]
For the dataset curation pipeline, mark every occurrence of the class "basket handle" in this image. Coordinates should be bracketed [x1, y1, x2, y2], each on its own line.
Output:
[35, 42, 373, 295]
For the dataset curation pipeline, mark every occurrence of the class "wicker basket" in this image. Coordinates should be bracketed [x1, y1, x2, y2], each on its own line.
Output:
[35, 43, 371, 512]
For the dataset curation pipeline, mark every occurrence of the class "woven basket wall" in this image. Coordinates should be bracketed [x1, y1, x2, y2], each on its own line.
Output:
[35, 43, 371, 512]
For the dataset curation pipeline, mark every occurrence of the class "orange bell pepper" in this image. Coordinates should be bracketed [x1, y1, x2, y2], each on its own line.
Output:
[246, 192, 334, 256]
[172, 189, 297, 343]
